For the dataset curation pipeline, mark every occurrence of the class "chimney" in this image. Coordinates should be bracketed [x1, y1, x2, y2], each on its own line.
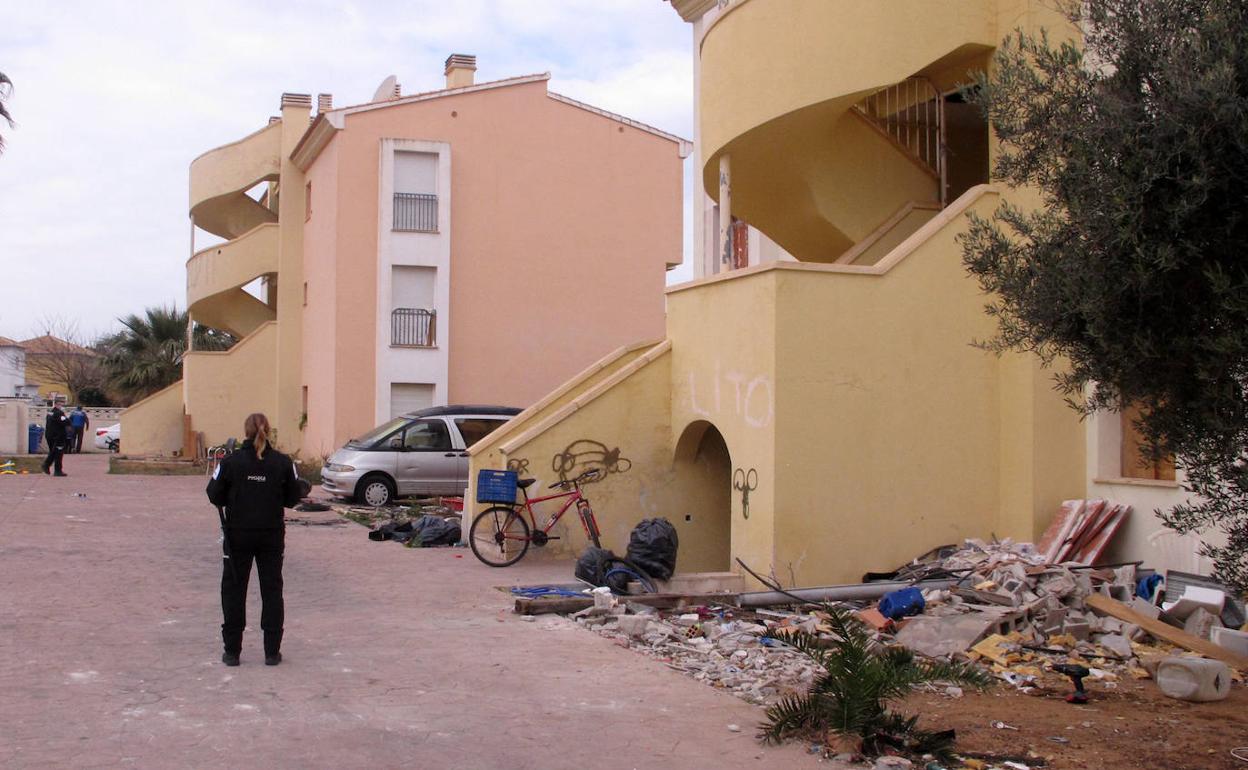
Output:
[280, 92, 312, 110]
[393, 82, 402, 99]
[445, 54, 477, 89]
[317, 93, 333, 113]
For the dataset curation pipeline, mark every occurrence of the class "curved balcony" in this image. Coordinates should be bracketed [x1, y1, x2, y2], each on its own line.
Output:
[189, 121, 282, 241]
[698, 0, 998, 261]
[187, 223, 279, 338]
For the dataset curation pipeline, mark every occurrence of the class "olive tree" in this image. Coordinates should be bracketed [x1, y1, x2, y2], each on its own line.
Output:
[959, 0, 1248, 588]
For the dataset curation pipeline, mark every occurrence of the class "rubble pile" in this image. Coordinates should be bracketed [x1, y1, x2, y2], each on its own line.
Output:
[568, 591, 824, 706]
[887, 539, 1158, 685]
[532, 537, 1245, 709]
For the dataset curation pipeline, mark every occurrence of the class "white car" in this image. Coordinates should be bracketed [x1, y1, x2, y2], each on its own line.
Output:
[94, 423, 120, 452]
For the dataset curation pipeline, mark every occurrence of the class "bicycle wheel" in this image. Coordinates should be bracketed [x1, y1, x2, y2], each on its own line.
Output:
[469, 506, 531, 567]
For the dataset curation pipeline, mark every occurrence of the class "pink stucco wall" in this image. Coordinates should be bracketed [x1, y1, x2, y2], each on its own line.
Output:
[300, 138, 343, 457]
[304, 79, 681, 449]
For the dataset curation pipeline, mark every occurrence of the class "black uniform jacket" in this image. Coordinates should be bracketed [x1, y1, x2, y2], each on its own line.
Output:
[206, 440, 301, 529]
[45, 408, 69, 445]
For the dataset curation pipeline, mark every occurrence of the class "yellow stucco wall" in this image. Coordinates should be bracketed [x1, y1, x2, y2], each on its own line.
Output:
[184, 322, 278, 448]
[697, 0, 997, 164]
[118, 381, 185, 456]
[667, 269, 779, 582]
[495, 347, 675, 559]
[468, 340, 737, 574]
[767, 192, 1003, 584]
[660, 188, 1085, 586]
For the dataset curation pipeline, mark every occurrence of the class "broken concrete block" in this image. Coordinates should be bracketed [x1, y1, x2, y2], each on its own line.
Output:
[874, 757, 913, 770]
[1044, 607, 1069, 628]
[1042, 573, 1077, 599]
[616, 615, 651, 638]
[1063, 619, 1090, 641]
[1183, 607, 1218, 640]
[896, 613, 1003, 658]
[1098, 633, 1134, 658]
[1129, 597, 1162, 619]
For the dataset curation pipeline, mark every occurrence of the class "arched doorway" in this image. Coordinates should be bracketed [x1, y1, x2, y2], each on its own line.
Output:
[672, 420, 732, 572]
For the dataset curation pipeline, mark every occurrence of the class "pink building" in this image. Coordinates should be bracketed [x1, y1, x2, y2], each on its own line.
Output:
[122, 55, 686, 458]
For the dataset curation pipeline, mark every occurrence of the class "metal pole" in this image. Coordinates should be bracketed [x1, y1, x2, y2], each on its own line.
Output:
[738, 578, 958, 607]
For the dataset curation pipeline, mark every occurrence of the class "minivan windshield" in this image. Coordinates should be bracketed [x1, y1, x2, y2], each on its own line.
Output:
[346, 417, 408, 448]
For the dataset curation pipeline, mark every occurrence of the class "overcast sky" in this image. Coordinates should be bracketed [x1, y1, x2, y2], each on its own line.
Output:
[0, 0, 694, 343]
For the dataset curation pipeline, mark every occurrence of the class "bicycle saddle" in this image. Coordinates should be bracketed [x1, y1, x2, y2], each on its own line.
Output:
[517, 478, 537, 489]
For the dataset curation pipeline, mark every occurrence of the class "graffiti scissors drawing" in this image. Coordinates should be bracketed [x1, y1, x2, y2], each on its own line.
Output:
[733, 468, 758, 519]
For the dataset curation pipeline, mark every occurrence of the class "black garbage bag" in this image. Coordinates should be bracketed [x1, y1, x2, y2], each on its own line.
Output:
[411, 515, 462, 547]
[575, 546, 658, 594]
[368, 520, 413, 542]
[575, 546, 616, 585]
[625, 518, 678, 581]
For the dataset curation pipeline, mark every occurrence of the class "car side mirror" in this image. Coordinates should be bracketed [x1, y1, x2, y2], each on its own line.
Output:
[388, 437, 402, 449]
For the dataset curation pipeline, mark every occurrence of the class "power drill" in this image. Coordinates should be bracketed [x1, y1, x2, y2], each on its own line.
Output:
[1052, 663, 1091, 704]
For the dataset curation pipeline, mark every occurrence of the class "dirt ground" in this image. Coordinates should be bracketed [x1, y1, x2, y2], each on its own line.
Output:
[902, 674, 1248, 769]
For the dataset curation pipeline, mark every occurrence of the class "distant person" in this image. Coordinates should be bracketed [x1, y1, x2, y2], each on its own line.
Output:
[70, 406, 89, 453]
[206, 413, 301, 667]
[42, 399, 70, 476]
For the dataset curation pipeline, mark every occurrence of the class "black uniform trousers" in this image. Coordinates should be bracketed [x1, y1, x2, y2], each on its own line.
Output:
[221, 527, 285, 656]
[42, 442, 65, 474]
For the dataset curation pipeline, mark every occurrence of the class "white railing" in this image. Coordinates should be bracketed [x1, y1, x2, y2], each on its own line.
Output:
[852, 77, 946, 205]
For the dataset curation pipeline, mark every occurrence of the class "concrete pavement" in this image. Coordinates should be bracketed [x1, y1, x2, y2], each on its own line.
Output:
[0, 455, 830, 769]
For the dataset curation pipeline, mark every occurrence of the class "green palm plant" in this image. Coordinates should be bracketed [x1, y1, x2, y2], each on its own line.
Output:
[101, 306, 235, 403]
[760, 605, 993, 761]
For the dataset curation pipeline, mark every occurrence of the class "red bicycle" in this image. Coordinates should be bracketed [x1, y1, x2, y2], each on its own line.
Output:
[469, 469, 603, 567]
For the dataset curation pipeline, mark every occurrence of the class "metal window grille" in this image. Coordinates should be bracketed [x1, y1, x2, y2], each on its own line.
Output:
[391, 308, 436, 347]
[393, 193, 438, 232]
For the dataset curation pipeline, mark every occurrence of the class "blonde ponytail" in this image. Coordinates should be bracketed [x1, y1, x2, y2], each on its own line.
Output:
[244, 413, 271, 458]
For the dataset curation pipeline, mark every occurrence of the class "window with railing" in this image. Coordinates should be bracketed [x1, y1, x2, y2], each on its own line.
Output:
[393, 193, 438, 232]
[391, 308, 436, 347]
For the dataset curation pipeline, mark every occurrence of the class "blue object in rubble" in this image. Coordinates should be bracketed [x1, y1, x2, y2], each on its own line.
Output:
[878, 587, 926, 620]
[1137, 573, 1164, 601]
[509, 586, 584, 599]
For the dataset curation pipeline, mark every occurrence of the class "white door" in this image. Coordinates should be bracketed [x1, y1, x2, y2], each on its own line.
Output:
[390, 383, 434, 418]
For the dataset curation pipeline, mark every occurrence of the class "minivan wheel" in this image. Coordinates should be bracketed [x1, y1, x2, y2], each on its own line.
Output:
[355, 474, 396, 507]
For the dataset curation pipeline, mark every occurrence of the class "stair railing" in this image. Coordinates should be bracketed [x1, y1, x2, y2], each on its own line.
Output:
[852, 76, 947, 206]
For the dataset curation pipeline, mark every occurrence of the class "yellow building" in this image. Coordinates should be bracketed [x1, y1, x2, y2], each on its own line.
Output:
[19, 335, 97, 402]
[467, 0, 1166, 586]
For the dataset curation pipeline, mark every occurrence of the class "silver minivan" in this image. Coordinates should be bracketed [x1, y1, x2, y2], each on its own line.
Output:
[321, 405, 520, 506]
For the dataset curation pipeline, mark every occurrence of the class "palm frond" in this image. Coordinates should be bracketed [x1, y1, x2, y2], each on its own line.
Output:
[760, 601, 992, 761]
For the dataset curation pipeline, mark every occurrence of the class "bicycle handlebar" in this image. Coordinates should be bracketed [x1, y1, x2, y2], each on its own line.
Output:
[547, 468, 603, 489]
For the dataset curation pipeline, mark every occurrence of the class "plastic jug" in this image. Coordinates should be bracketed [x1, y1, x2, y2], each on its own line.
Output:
[1155, 657, 1231, 702]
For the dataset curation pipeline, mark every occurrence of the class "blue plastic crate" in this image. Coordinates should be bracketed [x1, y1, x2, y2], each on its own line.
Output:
[476, 469, 518, 504]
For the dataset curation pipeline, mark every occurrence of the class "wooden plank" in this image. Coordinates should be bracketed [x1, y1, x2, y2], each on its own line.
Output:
[1038, 500, 1084, 563]
[1058, 499, 1106, 562]
[515, 592, 740, 616]
[1075, 504, 1132, 566]
[1084, 594, 1248, 670]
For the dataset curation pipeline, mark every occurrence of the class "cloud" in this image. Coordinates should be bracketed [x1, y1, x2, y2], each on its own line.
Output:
[0, 0, 695, 339]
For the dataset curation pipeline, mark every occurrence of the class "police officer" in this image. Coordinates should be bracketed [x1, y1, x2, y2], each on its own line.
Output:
[206, 413, 301, 666]
[42, 398, 70, 476]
